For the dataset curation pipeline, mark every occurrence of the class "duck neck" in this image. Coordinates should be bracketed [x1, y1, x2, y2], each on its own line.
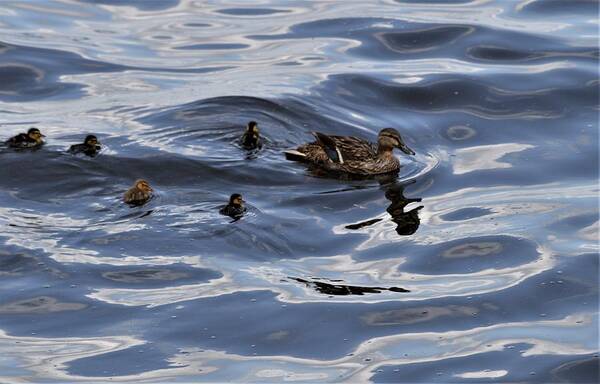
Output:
[377, 145, 394, 157]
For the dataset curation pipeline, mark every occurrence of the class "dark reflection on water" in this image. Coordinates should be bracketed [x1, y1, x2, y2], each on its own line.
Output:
[290, 277, 410, 296]
[518, 0, 599, 15]
[346, 180, 423, 236]
[0, 296, 86, 314]
[0, 0, 597, 382]
[385, 181, 424, 236]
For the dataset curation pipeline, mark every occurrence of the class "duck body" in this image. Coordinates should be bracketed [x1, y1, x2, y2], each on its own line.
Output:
[219, 204, 246, 218]
[240, 121, 261, 150]
[284, 128, 415, 176]
[5, 128, 45, 149]
[123, 179, 153, 206]
[69, 135, 101, 157]
[69, 143, 100, 156]
[219, 193, 246, 219]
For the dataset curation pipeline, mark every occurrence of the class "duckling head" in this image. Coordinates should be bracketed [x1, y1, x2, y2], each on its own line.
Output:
[246, 121, 259, 136]
[27, 127, 45, 143]
[84, 135, 101, 148]
[135, 179, 153, 193]
[229, 193, 244, 207]
[378, 128, 415, 155]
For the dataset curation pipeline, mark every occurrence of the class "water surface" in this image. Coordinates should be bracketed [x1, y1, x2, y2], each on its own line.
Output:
[0, 0, 598, 382]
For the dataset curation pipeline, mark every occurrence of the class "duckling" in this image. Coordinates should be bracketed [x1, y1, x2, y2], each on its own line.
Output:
[284, 128, 415, 176]
[69, 135, 101, 157]
[5, 127, 46, 149]
[123, 179, 153, 205]
[240, 121, 261, 149]
[219, 193, 246, 218]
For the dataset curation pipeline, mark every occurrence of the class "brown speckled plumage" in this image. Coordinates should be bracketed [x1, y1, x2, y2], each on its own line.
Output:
[285, 128, 414, 176]
[123, 179, 153, 205]
[5, 128, 45, 149]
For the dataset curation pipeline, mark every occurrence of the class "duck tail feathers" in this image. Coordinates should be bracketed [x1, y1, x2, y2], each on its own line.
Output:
[284, 149, 307, 161]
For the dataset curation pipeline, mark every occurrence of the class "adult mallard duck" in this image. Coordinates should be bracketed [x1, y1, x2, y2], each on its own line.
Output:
[69, 135, 101, 157]
[219, 193, 246, 219]
[123, 179, 153, 206]
[284, 128, 415, 176]
[5, 127, 46, 149]
[240, 121, 261, 150]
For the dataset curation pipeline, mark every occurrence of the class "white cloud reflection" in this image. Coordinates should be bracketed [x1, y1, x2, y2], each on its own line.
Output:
[0, 313, 595, 382]
[452, 143, 534, 175]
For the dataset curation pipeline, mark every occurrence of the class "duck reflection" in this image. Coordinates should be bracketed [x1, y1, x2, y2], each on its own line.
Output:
[290, 277, 409, 295]
[345, 180, 424, 236]
[385, 181, 424, 235]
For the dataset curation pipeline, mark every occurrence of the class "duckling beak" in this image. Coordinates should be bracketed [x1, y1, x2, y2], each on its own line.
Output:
[398, 141, 415, 155]
[40, 133, 46, 138]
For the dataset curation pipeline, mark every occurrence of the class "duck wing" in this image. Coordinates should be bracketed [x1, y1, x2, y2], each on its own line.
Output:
[124, 188, 150, 205]
[313, 132, 377, 163]
[5, 133, 28, 147]
[69, 143, 85, 153]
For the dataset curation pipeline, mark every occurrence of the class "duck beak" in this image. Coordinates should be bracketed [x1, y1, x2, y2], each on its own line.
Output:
[398, 141, 415, 155]
[40, 133, 46, 138]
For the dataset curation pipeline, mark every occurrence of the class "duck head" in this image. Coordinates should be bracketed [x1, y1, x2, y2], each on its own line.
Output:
[246, 121, 259, 134]
[134, 179, 153, 193]
[28, 128, 46, 144]
[245, 121, 260, 140]
[229, 193, 244, 208]
[378, 128, 415, 155]
[84, 134, 101, 148]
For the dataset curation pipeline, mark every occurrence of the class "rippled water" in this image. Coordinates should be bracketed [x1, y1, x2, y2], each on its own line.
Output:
[0, 0, 598, 382]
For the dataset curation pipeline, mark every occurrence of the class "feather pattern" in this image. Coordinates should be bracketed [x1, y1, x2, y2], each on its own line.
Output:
[291, 131, 400, 176]
[123, 189, 151, 205]
[5, 133, 42, 149]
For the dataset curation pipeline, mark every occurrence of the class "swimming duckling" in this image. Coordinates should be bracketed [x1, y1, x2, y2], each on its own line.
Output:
[123, 179, 153, 205]
[284, 128, 415, 176]
[69, 135, 101, 157]
[240, 121, 261, 149]
[219, 193, 246, 218]
[5, 127, 46, 149]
